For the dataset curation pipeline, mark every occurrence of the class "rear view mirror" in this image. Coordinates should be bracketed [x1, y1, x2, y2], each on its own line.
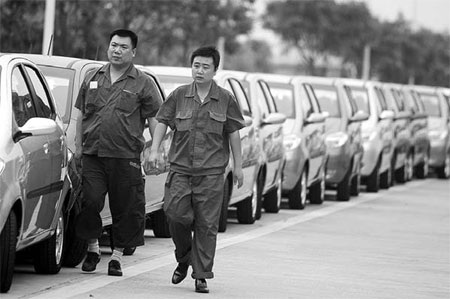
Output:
[349, 110, 369, 123]
[379, 110, 395, 120]
[13, 117, 58, 143]
[261, 112, 286, 126]
[305, 112, 326, 124]
[243, 115, 253, 127]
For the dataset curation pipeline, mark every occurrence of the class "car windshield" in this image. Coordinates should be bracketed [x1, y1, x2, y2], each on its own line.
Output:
[346, 86, 370, 114]
[158, 75, 193, 96]
[267, 82, 295, 119]
[311, 84, 341, 117]
[418, 92, 441, 117]
[39, 65, 75, 124]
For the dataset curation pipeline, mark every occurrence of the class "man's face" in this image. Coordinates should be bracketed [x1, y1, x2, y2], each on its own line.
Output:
[107, 35, 135, 67]
[191, 56, 216, 84]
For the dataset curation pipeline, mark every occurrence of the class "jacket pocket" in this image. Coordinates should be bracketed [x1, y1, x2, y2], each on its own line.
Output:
[116, 90, 138, 113]
[175, 110, 193, 131]
[207, 111, 226, 134]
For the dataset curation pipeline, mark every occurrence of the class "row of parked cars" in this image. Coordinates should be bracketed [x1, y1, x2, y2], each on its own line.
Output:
[1, 53, 449, 293]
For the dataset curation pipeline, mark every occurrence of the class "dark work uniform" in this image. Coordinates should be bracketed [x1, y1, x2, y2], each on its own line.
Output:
[156, 81, 244, 279]
[75, 63, 161, 248]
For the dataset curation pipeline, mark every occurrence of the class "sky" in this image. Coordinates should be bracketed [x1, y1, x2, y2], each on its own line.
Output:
[361, 0, 450, 33]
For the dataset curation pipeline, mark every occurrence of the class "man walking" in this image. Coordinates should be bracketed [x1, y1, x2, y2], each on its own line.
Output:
[149, 46, 244, 293]
[74, 29, 162, 276]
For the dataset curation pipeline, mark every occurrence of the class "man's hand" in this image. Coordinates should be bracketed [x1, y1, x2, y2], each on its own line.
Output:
[233, 167, 244, 188]
[143, 149, 161, 175]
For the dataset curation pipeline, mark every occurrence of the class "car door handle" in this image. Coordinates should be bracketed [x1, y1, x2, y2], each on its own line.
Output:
[43, 143, 49, 154]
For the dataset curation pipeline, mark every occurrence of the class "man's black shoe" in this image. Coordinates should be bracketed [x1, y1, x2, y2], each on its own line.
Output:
[171, 263, 188, 284]
[108, 260, 123, 276]
[195, 279, 209, 293]
[81, 252, 100, 272]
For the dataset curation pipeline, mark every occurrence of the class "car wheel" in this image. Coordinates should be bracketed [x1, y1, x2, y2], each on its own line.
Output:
[309, 167, 325, 205]
[415, 152, 429, 179]
[405, 152, 414, 181]
[33, 211, 65, 274]
[263, 174, 282, 213]
[437, 154, 450, 179]
[150, 209, 171, 238]
[350, 172, 361, 196]
[379, 166, 392, 189]
[218, 179, 231, 233]
[366, 158, 380, 192]
[236, 177, 260, 224]
[395, 164, 407, 183]
[255, 173, 264, 220]
[0, 210, 17, 293]
[336, 166, 351, 201]
[288, 169, 307, 209]
[63, 200, 88, 267]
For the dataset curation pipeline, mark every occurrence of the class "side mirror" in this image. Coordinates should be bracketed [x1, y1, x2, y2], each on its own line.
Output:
[261, 112, 286, 126]
[305, 112, 326, 124]
[13, 117, 58, 143]
[349, 110, 369, 123]
[243, 115, 253, 127]
[379, 110, 395, 120]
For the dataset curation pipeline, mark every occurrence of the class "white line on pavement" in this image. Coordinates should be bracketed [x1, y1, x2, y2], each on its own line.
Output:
[29, 180, 427, 298]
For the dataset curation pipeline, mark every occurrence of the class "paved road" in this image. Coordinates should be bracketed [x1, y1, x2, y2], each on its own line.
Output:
[4, 178, 449, 299]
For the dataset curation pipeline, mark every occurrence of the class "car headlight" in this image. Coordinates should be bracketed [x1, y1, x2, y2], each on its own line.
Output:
[0, 158, 5, 175]
[428, 130, 448, 140]
[283, 134, 301, 151]
[326, 132, 348, 148]
[362, 131, 377, 141]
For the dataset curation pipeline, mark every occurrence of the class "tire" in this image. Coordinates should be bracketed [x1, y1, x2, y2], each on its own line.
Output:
[395, 164, 407, 183]
[236, 177, 260, 224]
[309, 167, 325, 205]
[365, 159, 380, 192]
[336, 167, 351, 201]
[350, 162, 361, 196]
[415, 153, 429, 179]
[255, 173, 264, 220]
[1, 210, 17, 293]
[151, 209, 171, 238]
[379, 167, 391, 189]
[33, 211, 65, 274]
[218, 179, 231, 233]
[405, 152, 414, 181]
[263, 174, 282, 213]
[288, 170, 307, 209]
[436, 154, 450, 179]
[63, 201, 88, 267]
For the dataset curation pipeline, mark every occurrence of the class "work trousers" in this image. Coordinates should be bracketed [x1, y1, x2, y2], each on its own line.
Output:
[164, 171, 224, 279]
[75, 155, 145, 248]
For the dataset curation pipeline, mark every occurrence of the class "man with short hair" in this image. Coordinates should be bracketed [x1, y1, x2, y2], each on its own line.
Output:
[74, 29, 162, 276]
[149, 46, 244, 293]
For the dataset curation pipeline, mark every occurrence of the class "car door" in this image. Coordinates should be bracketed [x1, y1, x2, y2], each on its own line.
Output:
[254, 79, 284, 189]
[302, 83, 326, 182]
[224, 78, 259, 200]
[11, 64, 62, 239]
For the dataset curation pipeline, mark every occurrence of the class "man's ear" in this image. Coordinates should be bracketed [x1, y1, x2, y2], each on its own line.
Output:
[132, 49, 136, 57]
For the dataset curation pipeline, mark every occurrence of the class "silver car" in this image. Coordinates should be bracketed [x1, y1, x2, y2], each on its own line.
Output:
[305, 76, 368, 201]
[0, 54, 70, 293]
[415, 86, 450, 178]
[261, 73, 327, 209]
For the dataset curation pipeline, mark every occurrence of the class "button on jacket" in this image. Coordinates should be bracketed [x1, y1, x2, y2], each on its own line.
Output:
[75, 63, 162, 158]
[156, 81, 245, 175]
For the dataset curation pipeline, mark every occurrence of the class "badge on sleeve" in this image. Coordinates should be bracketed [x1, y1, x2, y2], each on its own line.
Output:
[89, 81, 98, 89]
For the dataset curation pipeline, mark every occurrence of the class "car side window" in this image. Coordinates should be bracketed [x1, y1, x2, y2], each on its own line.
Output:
[12, 67, 36, 127]
[392, 89, 406, 112]
[227, 78, 252, 117]
[259, 80, 277, 113]
[302, 84, 316, 118]
[24, 65, 53, 119]
[310, 84, 341, 117]
[374, 86, 388, 111]
[256, 81, 270, 118]
[346, 86, 370, 115]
